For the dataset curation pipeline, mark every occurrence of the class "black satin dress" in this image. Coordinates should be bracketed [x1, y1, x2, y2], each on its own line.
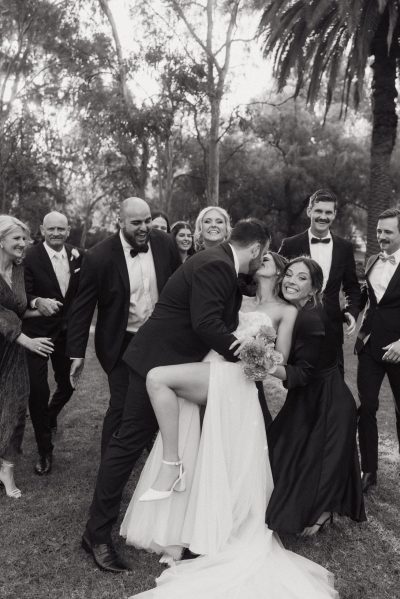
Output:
[266, 302, 366, 533]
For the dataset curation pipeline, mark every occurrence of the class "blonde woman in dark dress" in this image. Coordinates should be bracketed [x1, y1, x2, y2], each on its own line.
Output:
[0, 215, 54, 499]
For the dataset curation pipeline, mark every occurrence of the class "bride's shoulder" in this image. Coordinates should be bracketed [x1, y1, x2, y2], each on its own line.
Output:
[280, 302, 298, 318]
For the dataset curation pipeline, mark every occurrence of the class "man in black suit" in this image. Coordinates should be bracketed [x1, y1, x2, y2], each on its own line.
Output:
[279, 189, 361, 368]
[81, 218, 270, 572]
[355, 208, 400, 493]
[23, 211, 83, 475]
[66, 197, 180, 454]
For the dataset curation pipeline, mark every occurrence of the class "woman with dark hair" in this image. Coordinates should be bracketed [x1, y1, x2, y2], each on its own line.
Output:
[152, 211, 170, 233]
[171, 221, 194, 263]
[266, 257, 365, 535]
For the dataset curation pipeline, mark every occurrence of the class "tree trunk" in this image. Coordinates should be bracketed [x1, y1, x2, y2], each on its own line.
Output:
[367, 36, 398, 257]
[207, 96, 220, 204]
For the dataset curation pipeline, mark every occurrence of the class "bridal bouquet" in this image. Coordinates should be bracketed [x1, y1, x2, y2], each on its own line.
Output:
[239, 325, 283, 381]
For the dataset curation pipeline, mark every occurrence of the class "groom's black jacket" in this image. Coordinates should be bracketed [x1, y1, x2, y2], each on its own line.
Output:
[123, 242, 242, 377]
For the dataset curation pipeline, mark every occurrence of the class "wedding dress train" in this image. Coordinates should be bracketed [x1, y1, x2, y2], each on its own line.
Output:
[120, 311, 339, 598]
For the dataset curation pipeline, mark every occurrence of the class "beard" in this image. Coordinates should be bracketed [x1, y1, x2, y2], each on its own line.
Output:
[123, 229, 150, 249]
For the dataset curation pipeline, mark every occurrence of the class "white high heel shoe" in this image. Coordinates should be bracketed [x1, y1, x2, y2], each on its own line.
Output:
[0, 460, 22, 499]
[139, 459, 186, 502]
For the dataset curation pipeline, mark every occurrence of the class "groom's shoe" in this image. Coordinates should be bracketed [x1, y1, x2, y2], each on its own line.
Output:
[34, 453, 52, 475]
[81, 531, 131, 573]
[361, 471, 377, 494]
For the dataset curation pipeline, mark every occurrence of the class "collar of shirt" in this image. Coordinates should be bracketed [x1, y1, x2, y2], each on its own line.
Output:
[379, 246, 400, 265]
[228, 243, 239, 275]
[43, 241, 67, 261]
[307, 229, 332, 244]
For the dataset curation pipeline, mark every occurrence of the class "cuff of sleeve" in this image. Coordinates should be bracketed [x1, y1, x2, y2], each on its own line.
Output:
[30, 298, 39, 309]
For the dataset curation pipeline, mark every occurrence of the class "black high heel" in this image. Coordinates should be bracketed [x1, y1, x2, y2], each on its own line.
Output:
[315, 512, 333, 532]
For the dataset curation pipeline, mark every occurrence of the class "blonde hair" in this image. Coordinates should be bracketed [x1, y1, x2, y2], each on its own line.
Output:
[193, 206, 231, 251]
[0, 214, 31, 242]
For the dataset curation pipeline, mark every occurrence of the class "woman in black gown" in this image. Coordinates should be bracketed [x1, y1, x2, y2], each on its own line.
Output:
[266, 256, 366, 535]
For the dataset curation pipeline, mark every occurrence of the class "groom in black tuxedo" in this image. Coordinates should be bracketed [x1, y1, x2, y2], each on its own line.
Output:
[23, 211, 82, 475]
[279, 189, 361, 369]
[66, 197, 180, 454]
[82, 218, 270, 572]
[355, 208, 400, 493]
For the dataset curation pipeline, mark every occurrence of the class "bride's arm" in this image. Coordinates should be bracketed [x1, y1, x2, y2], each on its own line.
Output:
[274, 305, 297, 363]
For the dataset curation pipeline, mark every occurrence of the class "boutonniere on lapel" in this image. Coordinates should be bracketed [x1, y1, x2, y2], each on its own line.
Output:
[70, 248, 80, 261]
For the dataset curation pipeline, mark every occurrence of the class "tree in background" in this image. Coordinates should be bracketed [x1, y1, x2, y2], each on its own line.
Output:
[258, 0, 400, 255]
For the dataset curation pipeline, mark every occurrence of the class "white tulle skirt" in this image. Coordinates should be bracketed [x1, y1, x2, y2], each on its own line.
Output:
[120, 355, 339, 599]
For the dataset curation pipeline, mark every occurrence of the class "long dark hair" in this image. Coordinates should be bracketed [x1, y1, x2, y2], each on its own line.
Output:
[171, 221, 195, 256]
[283, 256, 324, 306]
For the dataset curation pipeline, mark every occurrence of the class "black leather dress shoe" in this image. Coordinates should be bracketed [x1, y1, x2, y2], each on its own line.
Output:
[34, 454, 52, 475]
[361, 472, 377, 493]
[81, 532, 131, 573]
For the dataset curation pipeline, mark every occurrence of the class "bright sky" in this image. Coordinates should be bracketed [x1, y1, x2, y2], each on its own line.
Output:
[108, 0, 273, 112]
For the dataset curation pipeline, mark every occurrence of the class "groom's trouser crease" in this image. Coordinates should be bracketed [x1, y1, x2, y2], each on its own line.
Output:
[87, 370, 158, 544]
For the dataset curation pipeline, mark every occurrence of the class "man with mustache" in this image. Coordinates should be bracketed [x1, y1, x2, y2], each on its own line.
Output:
[278, 189, 361, 371]
[355, 208, 400, 493]
[23, 211, 83, 474]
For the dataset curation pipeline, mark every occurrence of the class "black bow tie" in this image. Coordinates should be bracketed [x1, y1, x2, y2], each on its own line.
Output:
[311, 237, 331, 244]
[130, 245, 149, 258]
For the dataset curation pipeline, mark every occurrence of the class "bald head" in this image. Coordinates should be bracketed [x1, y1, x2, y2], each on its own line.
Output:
[120, 197, 150, 219]
[119, 197, 152, 249]
[41, 211, 70, 251]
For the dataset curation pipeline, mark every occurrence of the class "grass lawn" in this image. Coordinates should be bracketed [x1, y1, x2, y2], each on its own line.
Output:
[1, 333, 399, 599]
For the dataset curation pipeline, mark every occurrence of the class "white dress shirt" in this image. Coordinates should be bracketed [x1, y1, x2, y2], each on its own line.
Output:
[119, 231, 158, 333]
[43, 242, 70, 297]
[368, 247, 400, 303]
[308, 229, 333, 291]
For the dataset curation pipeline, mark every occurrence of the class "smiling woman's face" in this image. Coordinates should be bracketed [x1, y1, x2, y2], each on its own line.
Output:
[282, 261, 313, 307]
[1, 226, 28, 261]
[201, 209, 227, 246]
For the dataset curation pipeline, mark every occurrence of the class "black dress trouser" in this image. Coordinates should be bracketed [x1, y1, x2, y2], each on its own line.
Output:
[27, 334, 73, 456]
[100, 332, 135, 455]
[87, 369, 158, 544]
[357, 343, 400, 473]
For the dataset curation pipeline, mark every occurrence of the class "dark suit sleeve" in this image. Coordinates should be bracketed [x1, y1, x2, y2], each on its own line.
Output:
[284, 310, 325, 390]
[23, 254, 37, 306]
[66, 252, 98, 358]
[341, 242, 361, 320]
[190, 260, 238, 362]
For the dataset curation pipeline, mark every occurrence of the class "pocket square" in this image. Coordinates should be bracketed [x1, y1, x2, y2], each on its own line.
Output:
[74, 268, 80, 273]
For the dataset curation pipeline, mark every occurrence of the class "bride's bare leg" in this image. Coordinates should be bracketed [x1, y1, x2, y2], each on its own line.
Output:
[146, 363, 210, 491]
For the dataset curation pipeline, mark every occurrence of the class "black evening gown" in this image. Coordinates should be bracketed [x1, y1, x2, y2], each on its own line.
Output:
[0, 265, 29, 456]
[266, 302, 366, 534]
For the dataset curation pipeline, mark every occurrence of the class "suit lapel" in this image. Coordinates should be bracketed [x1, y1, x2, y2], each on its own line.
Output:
[325, 234, 340, 285]
[149, 231, 165, 294]
[112, 234, 130, 294]
[380, 260, 400, 302]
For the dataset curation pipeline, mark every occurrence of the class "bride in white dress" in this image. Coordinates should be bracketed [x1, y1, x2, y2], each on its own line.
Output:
[120, 252, 339, 599]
